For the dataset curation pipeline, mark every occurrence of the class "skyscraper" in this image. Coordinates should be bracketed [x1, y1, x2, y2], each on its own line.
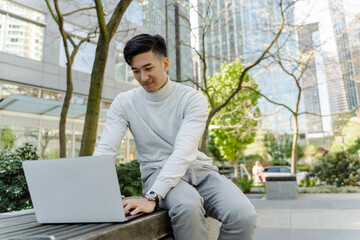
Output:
[297, 22, 334, 136]
[292, 0, 360, 138]
[297, 23, 324, 133]
[328, 0, 360, 111]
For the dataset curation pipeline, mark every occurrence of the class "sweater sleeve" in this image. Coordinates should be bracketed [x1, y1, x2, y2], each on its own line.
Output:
[149, 92, 209, 198]
[93, 95, 128, 158]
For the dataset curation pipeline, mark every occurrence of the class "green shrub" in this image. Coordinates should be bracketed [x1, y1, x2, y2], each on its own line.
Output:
[299, 185, 360, 194]
[297, 165, 311, 172]
[300, 176, 317, 187]
[232, 177, 254, 193]
[311, 152, 360, 187]
[0, 143, 39, 213]
[0, 127, 16, 151]
[116, 160, 143, 197]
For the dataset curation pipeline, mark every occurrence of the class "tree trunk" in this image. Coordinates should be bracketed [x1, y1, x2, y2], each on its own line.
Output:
[79, 38, 109, 156]
[174, 1, 181, 82]
[59, 63, 73, 158]
[79, 0, 132, 156]
[233, 154, 239, 177]
[200, 116, 212, 152]
[291, 115, 299, 174]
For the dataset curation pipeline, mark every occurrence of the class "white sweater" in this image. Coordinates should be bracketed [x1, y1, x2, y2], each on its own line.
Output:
[93, 78, 213, 198]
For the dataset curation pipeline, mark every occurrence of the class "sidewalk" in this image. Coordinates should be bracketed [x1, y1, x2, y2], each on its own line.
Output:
[250, 193, 360, 240]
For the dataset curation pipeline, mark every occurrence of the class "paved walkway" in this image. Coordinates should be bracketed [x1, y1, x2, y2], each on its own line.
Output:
[250, 193, 360, 240]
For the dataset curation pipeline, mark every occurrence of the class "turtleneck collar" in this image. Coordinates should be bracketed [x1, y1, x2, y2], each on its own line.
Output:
[141, 75, 174, 101]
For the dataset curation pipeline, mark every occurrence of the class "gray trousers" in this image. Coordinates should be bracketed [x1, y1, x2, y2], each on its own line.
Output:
[142, 165, 257, 240]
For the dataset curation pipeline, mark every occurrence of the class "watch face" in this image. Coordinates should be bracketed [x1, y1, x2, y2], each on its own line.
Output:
[145, 191, 157, 200]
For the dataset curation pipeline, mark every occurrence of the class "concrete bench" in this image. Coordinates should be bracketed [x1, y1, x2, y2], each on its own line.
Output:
[0, 209, 221, 240]
[265, 175, 297, 200]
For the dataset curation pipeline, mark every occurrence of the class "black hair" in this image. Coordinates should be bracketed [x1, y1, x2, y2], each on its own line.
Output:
[123, 34, 167, 66]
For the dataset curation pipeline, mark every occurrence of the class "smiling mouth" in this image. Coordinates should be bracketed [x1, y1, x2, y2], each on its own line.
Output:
[143, 81, 154, 86]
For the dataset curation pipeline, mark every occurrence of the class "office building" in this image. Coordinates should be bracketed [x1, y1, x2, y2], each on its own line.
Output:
[0, 0, 194, 160]
[293, 0, 360, 138]
[328, 0, 360, 111]
[297, 23, 333, 136]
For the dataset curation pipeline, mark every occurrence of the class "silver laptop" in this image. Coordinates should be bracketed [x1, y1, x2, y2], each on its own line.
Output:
[22, 155, 141, 223]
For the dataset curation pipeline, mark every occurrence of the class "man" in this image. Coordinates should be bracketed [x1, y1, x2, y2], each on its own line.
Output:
[93, 34, 256, 240]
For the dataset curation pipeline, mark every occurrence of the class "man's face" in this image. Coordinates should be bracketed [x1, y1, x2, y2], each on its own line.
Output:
[130, 51, 169, 92]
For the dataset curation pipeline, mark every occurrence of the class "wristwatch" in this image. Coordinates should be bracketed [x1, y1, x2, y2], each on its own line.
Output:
[144, 191, 160, 207]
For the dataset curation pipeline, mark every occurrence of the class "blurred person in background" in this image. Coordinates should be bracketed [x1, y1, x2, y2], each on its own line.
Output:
[252, 161, 266, 185]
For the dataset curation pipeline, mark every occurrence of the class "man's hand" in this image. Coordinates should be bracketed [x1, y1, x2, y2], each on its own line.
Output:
[123, 198, 156, 216]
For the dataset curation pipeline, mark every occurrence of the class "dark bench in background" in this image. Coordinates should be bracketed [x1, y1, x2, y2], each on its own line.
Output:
[265, 175, 298, 200]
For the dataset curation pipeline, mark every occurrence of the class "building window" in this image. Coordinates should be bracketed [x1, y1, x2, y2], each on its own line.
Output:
[115, 42, 139, 85]
[0, 82, 39, 99]
[72, 95, 87, 105]
[41, 89, 64, 102]
[0, 0, 45, 61]
[115, 50, 127, 82]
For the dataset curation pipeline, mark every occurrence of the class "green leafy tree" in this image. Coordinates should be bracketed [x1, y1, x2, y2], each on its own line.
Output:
[264, 132, 304, 164]
[264, 133, 292, 162]
[209, 61, 260, 177]
[207, 135, 225, 165]
[0, 128, 16, 151]
[244, 129, 267, 159]
[330, 121, 360, 154]
[303, 144, 324, 163]
[332, 112, 353, 136]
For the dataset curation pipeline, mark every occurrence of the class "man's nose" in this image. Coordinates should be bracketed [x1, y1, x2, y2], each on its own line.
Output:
[140, 71, 149, 82]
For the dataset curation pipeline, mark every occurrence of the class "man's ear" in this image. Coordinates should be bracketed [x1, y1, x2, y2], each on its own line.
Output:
[163, 57, 170, 72]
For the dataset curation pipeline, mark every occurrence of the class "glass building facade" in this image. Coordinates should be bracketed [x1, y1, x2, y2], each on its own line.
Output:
[328, 0, 360, 111]
[197, 0, 302, 134]
[292, 0, 360, 138]
[297, 23, 329, 134]
[114, 0, 194, 84]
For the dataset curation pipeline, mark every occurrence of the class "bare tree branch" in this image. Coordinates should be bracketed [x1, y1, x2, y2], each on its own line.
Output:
[63, 7, 96, 16]
[243, 86, 294, 114]
[94, 0, 108, 42]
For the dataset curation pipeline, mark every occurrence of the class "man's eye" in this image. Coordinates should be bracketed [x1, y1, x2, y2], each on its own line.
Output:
[133, 71, 139, 74]
[146, 68, 153, 71]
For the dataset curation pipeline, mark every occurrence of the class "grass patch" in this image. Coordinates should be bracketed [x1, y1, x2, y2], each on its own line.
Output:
[299, 185, 360, 194]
